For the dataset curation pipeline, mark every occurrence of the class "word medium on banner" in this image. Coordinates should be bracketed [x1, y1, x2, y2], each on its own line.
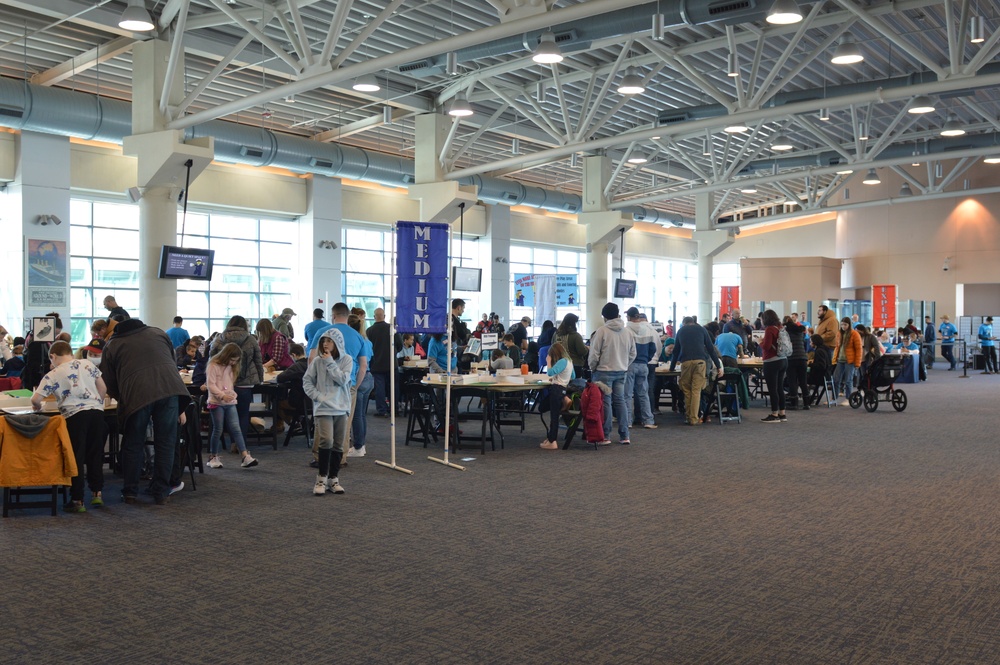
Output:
[396, 221, 449, 334]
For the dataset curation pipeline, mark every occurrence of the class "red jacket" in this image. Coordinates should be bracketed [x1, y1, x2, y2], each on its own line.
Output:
[581, 382, 605, 443]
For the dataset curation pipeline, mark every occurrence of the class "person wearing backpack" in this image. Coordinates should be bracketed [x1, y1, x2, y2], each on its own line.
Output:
[832, 317, 863, 406]
[210, 315, 264, 443]
[783, 315, 809, 410]
[759, 309, 788, 422]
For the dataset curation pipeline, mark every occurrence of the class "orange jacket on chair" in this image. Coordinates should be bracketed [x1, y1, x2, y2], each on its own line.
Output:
[0, 414, 77, 487]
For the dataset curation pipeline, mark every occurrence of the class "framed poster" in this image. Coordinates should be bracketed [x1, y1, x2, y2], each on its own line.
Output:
[27, 239, 67, 287]
[32, 317, 56, 342]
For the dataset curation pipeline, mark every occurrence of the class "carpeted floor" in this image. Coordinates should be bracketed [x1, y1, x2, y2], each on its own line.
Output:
[3, 368, 1000, 664]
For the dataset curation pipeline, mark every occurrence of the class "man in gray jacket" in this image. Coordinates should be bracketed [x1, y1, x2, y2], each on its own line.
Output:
[588, 302, 637, 444]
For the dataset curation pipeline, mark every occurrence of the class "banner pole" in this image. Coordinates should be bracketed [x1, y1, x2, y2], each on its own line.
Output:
[376, 223, 413, 475]
[429, 223, 465, 471]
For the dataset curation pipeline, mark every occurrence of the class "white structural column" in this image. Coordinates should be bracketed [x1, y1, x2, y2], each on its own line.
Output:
[579, 155, 632, 330]
[408, 112, 476, 224]
[7, 132, 72, 334]
[123, 40, 214, 329]
[298, 175, 344, 314]
[691, 191, 734, 323]
[485, 204, 511, 324]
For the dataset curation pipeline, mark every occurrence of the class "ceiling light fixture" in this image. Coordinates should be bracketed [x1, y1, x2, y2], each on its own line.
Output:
[908, 95, 936, 114]
[940, 114, 966, 136]
[771, 133, 793, 151]
[651, 14, 666, 41]
[862, 168, 881, 185]
[983, 155, 1000, 164]
[570, 153, 579, 168]
[627, 148, 648, 164]
[727, 52, 739, 77]
[511, 137, 521, 155]
[617, 67, 645, 95]
[445, 52, 459, 76]
[532, 31, 563, 64]
[835, 160, 854, 175]
[702, 138, 711, 156]
[284, 95, 295, 103]
[819, 108, 830, 121]
[724, 121, 749, 133]
[119, 0, 155, 31]
[831, 36, 864, 65]
[857, 121, 868, 141]
[899, 182, 913, 197]
[766, 0, 803, 25]
[740, 184, 758, 194]
[352, 73, 380, 92]
[970, 16, 986, 44]
[447, 93, 474, 117]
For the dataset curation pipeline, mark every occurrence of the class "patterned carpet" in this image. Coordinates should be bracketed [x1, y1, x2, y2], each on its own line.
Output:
[3, 368, 1000, 664]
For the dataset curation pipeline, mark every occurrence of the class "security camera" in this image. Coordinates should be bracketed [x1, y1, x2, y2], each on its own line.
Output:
[942, 258, 950, 272]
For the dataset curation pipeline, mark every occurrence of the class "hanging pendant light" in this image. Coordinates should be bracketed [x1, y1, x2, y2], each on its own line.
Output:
[352, 73, 380, 92]
[627, 148, 648, 164]
[447, 93, 474, 117]
[119, 0, 155, 31]
[724, 121, 749, 133]
[983, 155, 1000, 164]
[940, 114, 966, 137]
[908, 95, 936, 114]
[727, 52, 739, 78]
[862, 168, 881, 185]
[740, 184, 758, 194]
[532, 31, 563, 64]
[899, 182, 913, 197]
[617, 67, 645, 95]
[771, 133, 794, 151]
[767, 0, 803, 25]
[831, 36, 864, 65]
[970, 16, 986, 44]
[818, 108, 830, 121]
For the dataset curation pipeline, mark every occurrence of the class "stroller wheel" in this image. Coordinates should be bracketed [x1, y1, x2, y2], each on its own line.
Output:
[848, 391, 863, 409]
[864, 391, 878, 412]
[891, 389, 907, 412]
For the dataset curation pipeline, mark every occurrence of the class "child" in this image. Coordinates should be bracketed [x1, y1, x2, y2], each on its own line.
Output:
[30, 340, 106, 512]
[302, 328, 353, 495]
[205, 342, 258, 469]
[540, 343, 575, 450]
[502, 334, 521, 366]
[1, 344, 25, 377]
[490, 348, 513, 372]
[396, 334, 415, 362]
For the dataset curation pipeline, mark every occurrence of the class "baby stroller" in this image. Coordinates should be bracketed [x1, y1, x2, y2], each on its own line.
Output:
[849, 354, 908, 412]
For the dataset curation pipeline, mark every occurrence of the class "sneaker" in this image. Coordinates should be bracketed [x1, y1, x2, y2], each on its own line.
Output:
[207, 456, 223, 469]
[169, 481, 184, 496]
[761, 414, 782, 423]
[539, 441, 559, 450]
[327, 477, 345, 494]
[64, 500, 86, 513]
[778, 414, 788, 422]
[642, 423, 658, 429]
[241, 455, 259, 468]
[90, 492, 104, 507]
[313, 479, 327, 496]
[347, 445, 366, 458]
[619, 439, 630, 445]
[596, 439, 611, 446]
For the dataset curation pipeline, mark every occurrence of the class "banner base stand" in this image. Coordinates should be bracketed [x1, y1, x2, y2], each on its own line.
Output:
[428, 456, 466, 471]
[374, 459, 414, 475]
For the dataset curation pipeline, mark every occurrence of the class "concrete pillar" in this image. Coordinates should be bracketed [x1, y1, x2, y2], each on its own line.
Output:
[125, 39, 214, 327]
[409, 113, 476, 224]
[7, 132, 72, 335]
[586, 242, 610, 333]
[485, 204, 511, 324]
[691, 191, 733, 323]
[298, 175, 343, 315]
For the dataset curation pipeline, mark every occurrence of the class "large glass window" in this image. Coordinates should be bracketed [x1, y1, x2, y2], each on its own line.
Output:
[70, 200, 294, 346]
[510, 244, 587, 335]
[618, 256, 698, 326]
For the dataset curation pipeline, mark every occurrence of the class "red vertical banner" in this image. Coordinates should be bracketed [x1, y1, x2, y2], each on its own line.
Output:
[872, 284, 897, 329]
[720, 286, 740, 315]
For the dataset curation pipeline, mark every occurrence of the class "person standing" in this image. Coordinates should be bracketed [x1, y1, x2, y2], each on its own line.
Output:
[723, 308, 747, 348]
[303, 308, 328, 346]
[554, 313, 589, 379]
[979, 316, 997, 374]
[165, 316, 189, 349]
[939, 315, 958, 370]
[758, 310, 789, 422]
[322, 303, 369, 465]
[204, 343, 259, 470]
[101, 318, 190, 505]
[367, 308, 392, 417]
[303, 328, 351, 495]
[588, 303, 636, 444]
[784, 315, 809, 410]
[624, 307, 658, 429]
[832, 317, 862, 405]
[346, 314, 374, 458]
[508, 316, 532, 351]
[922, 315, 936, 370]
[670, 316, 723, 426]
[103, 295, 130, 322]
[210, 316, 264, 442]
[30, 340, 107, 512]
[272, 307, 296, 340]
[451, 299, 471, 346]
[814, 305, 839, 350]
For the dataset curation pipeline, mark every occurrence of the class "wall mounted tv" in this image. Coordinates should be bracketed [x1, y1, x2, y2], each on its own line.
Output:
[614, 278, 637, 299]
[158, 246, 215, 281]
[452, 266, 482, 292]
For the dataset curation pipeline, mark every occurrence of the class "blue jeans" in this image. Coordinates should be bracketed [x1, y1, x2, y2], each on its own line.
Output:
[592, 370, 628, 441]
[121, 396, 179, 500]
[351, 372, 374, 449]
[372, 371, 390, 415]
[209, 404, 247, 455]
[833, 362, 856, 399]
[624, 362, 654, 426]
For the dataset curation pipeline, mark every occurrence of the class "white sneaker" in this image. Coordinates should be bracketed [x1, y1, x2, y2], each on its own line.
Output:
[642, 423, 658, 429]
[313, 478, 327, 495]
[346, 445, 366, 458]
[207, 456, 223, 469]
[241, 455, 259, 468]
[327, 477, 345, 494]
[837, 397, 850, 406]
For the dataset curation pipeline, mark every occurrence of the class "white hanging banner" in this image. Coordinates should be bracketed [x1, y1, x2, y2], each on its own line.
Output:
[535, 274, 557, 325]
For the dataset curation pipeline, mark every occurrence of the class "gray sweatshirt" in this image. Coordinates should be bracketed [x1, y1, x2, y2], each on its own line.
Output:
[588, 318, 637, 372]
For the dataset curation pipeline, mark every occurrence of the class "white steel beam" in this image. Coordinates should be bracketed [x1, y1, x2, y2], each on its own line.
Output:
[30, 35, 135, 87]
[319, 0, 355, 65]
[206, 0, 301, 73]
[160, 0, 191, 117]
[330, 0, 407, 69]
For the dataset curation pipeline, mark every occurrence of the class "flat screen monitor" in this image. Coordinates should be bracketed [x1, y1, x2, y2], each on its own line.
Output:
[158, 246, 215, 281]
[452, 266, 482, 292]
[614, 278, 637, 299]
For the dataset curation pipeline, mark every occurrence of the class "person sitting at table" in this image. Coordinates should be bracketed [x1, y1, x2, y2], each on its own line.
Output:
[190, 333, 217, 389]
[807, 334, 833, 405]
[0, 344, 25, 377]
[502, 334, 522, 367]
[490, 348, 513, 372]
[175, 338, 200, 370]
[397, 334, 415, 363]
[893, 332, 921, 354]
[30, 340, 107, 513]
[714, 329, 744, 369]
[302, 328, 351, 496]
[554, 313, 589, 379]
[275, 343, 308, 435]
[257, 318, 294, 372]
[540, 343, 575, 450]
[427, 333, 456, 374]
[205, 342, 258, 470]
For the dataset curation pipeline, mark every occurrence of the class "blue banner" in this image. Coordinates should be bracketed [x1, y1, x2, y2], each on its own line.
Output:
[396, 221, 449, 334]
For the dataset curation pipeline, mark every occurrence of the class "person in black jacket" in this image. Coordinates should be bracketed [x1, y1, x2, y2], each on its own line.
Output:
[275, 343, 309, 431]
[807, 334, 833, 405]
